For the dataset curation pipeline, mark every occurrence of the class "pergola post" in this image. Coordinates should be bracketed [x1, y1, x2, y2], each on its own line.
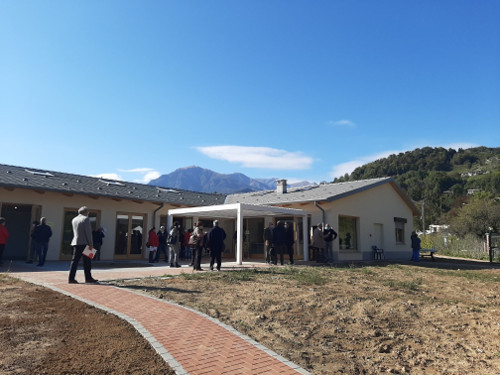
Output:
[236, 205, 243, 265]
[302, 214, 309, 261]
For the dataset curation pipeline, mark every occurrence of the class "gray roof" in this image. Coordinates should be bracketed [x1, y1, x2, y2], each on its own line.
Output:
[0, 164, 224, 206]
[225, 177, 418, 214]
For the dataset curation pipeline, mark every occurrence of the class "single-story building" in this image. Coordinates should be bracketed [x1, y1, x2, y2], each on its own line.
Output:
[0, 163, 223, 262]
[223, 178, 419, 262]
[0, 163, 418, 263]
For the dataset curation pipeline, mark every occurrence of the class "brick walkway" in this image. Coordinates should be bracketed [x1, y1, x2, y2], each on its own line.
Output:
[6, 261, 310, 375]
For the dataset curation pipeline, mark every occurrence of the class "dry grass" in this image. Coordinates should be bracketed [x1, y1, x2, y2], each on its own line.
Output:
[112, 262, 500, 374]
[2, 259, 500, 374]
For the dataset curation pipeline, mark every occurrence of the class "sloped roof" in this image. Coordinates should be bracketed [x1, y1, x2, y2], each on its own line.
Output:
[0, 164, 224, 206]
[225, 177, 419, 215]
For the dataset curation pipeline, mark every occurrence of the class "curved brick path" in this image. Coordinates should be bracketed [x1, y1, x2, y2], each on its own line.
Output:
[6, 261, 311, 375]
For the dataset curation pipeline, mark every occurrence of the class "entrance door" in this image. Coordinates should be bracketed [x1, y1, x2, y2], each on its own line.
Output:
[373, 223, 384, 249]
[114, 214, 145, 259]
[0, 203, 32, 260]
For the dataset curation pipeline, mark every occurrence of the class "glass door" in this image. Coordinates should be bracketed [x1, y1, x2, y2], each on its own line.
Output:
[114, 214, 145, 259]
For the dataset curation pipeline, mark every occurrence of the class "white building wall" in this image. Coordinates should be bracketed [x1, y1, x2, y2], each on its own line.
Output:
[0, 187, 175, 261]
[282, 183, 414, 261]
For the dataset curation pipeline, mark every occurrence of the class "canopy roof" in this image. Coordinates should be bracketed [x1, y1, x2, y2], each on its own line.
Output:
[168, 202, 306, 219]
[168, 203, 309, 264]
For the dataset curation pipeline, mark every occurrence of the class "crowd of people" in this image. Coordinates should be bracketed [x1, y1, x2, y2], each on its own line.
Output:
[0, 209, 424, 282]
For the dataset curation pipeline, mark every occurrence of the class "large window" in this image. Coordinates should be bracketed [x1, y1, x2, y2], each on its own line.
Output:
[338, 215, 358, 251]
[394, 217, 407, 244]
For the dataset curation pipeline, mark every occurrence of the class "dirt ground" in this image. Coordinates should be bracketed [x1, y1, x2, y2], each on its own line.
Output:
[2, 258, 500, 375]
[0, 274, 175, 375]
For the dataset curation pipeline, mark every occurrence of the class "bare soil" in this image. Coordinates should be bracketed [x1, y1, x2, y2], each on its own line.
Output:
[2, 258, 500, 375]
[0, 274, 175, 375]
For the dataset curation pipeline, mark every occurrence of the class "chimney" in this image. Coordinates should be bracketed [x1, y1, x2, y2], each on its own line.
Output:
[276, 179, 287, 194]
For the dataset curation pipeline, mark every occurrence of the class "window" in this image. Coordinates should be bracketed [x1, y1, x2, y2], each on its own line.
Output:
[338, 215, 358, 250]
[394, 217, 407, 244]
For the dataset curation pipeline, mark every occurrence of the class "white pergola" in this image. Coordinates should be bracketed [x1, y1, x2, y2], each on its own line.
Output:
[168, 203, 309, 265]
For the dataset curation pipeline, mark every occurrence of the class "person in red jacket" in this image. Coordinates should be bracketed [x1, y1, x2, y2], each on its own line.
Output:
[147, 227, 159, 263]
[0, 217, 10, 267]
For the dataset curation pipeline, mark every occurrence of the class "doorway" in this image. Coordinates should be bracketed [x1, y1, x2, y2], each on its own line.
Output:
[114, 213, 145, 259]
[0, 203, 33, 260]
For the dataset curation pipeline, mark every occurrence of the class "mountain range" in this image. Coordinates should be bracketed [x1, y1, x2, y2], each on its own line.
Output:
[148, 166, 314, 194]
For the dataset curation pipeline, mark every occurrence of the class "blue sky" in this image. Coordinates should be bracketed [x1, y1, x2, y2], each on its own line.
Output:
[1, 1, 498, 184]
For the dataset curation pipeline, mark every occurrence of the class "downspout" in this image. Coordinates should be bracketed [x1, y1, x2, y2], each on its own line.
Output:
[152, 203, 164, 228]
[314, 201, 326, 225]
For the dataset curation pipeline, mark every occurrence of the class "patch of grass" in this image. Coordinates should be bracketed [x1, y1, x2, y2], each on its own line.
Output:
[283, 267, 328, 285]
[384, 277, 422, 291]
[434, 269, 500, 283]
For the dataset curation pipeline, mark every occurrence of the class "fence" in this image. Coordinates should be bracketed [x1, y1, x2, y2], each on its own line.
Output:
[486, 232, 500, 263]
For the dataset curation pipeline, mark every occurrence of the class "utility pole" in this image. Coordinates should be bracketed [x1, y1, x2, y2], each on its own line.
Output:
[421, 201, 425, 235]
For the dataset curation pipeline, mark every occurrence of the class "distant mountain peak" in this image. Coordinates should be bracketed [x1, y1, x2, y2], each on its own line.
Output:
[148, 166, 314, 194]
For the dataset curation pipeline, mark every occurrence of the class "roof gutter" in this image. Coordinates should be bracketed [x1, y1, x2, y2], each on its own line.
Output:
[314, 201, 326, 225]
[152, 202, 164, 228]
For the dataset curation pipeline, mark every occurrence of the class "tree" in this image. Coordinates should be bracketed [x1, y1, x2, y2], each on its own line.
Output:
[449, 195, 500, 237]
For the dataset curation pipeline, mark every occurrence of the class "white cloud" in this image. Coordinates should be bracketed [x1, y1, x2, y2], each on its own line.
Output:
[328, 119, 356, 127]
[196, 145, 314, 170]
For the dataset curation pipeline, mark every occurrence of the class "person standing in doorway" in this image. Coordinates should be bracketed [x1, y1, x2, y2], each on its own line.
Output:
[0, 217, 9, 267]
[92, 227, 105, 261]
[68, 207, 97, 284]
[34, 217, 52, 266]
[323, 224, 338, 263]
[205, 220, 226, 271]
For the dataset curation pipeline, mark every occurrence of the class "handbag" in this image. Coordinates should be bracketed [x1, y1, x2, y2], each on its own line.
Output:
[188, 234, 199, 245]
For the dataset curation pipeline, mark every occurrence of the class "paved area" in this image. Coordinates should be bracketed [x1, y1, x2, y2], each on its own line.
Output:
[4, 260, 311, 375]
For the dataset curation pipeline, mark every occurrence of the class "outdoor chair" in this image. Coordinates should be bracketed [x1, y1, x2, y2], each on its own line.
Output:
[372, 245, 384, 260]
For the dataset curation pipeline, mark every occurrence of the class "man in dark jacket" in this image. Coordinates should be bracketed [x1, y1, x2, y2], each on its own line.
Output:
[323, 224, 338, 263]
[205, 220, 226, 271]
[156, 226, 169, 263]
[34, 217, 52, 266]
[273, 221, 287, 265]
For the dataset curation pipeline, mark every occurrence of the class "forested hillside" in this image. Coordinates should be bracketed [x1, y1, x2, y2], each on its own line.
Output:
[334, 147, 500, 226]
